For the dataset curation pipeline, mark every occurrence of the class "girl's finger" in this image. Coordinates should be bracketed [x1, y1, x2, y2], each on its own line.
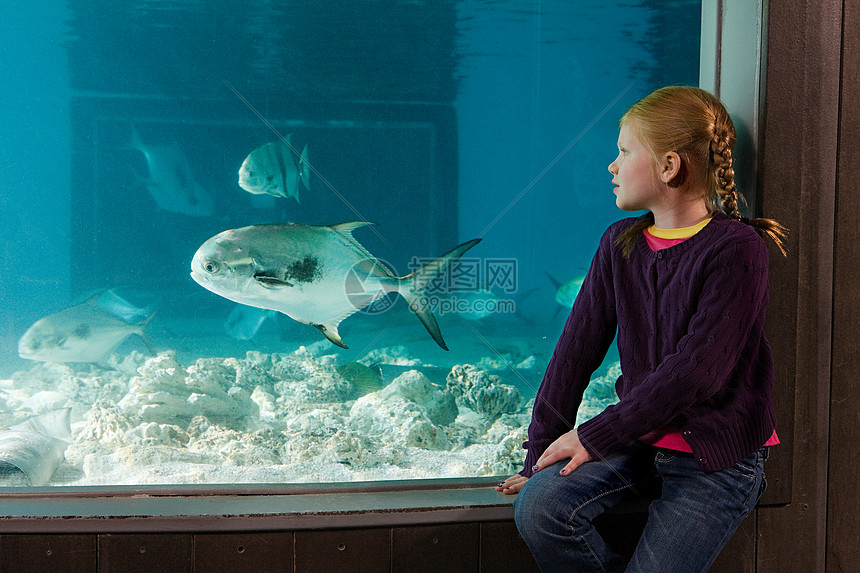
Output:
[495, 474, 526, 491]
[534, 450, 559, 471]
[501, 478, 527, 494]
[558, 453, 590, 476]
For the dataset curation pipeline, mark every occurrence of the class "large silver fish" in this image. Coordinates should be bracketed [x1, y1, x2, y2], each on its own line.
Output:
[18, 292, 154, 363]
[238, 135, 310, 202]
[190, 222, 481, 349]
[131, 126, 216, 217]
[0, 409, 72, 486]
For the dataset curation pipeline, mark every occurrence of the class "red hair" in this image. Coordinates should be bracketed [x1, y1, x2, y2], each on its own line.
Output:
[615, 86, 787, 257]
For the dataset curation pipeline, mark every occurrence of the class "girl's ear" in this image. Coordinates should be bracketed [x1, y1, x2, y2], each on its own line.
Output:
[660, 151, 684, 186]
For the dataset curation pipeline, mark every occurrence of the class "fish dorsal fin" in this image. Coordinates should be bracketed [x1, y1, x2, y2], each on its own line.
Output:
[72, 288, 110, 307]
[329, 222, 394, 278]
[95, 289, 157, 324]
[331, 221, 375, 237]
[129, 124, 146, 153]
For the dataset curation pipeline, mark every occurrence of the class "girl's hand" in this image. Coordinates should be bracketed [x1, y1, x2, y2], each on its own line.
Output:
[496, 473, 529, 495]
[533, 429, 592, 476]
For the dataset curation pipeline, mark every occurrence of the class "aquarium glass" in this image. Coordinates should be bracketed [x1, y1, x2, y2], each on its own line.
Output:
[0, 0, 702, 487]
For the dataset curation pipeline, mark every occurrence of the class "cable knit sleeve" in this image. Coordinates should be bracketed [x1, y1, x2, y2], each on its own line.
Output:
[519, 224, 621, 477]
[576, 226, 771, 463]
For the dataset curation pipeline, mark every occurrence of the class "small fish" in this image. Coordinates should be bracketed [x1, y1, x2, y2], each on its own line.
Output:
[18, 291, 155, 363]
[546, 272, 585, 308]
[336, 362, 384, 396]
[131, 126, 216, 217]
[238, 135, 310, 202]
[455, 288, 500, 321]
[190, 222, 481, 349]
[0, 409, 71, 486]
[224, 305, 278, 341]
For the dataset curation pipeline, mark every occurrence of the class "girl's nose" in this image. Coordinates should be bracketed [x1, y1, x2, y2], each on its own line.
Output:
[608, 161, 617, 175]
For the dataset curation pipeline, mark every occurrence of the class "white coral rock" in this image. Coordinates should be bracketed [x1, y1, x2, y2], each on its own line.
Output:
[118, 353, 258, 424]
[446, 365, 524, 420]
[348, 370, 455, 450]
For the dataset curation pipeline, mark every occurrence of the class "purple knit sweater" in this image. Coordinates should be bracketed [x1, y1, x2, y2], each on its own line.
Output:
[521, 212, 777, 475]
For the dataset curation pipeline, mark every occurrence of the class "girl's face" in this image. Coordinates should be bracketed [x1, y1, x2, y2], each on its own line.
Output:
[608, 121, 659, 212]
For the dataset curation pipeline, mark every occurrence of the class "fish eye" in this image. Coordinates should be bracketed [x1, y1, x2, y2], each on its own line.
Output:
[203, 260, 221, 274]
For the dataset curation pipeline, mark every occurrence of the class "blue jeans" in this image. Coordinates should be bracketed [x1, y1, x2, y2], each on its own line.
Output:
[514, 443, 767, 573]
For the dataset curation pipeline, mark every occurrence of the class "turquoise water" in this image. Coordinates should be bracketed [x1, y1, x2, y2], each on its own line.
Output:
[0, 1, 701, 486]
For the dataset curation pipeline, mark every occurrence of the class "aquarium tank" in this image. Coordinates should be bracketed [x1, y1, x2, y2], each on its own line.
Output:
[0, 0, 701, 487]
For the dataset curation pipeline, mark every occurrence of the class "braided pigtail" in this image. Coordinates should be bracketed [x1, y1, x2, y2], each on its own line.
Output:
[711, 130, 742, 219]
[745, 214, 789, 256]
[711, 121, 789, 256]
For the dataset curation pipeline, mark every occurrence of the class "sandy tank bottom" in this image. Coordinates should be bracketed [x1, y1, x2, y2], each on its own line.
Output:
[0, 326, 620, 487]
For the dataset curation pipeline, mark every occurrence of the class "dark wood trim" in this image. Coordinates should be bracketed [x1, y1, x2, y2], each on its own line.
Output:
[752, 0, 844, 571]
[828, 0, 860, 569]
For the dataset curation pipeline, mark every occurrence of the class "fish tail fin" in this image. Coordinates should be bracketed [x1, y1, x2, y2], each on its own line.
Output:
[544, 271, 563, 290]
[299, 144, 310, 191]
[141, 308, 158, 329]
[135, 308, 159, 355]
[399, 238, 482, 350]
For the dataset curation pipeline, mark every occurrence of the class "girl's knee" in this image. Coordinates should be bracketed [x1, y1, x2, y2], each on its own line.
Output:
[512, 479, 541, 527]
[514, 487, 556, 544]
[513, 472, 561, 536]
[514, 464, 582, 534]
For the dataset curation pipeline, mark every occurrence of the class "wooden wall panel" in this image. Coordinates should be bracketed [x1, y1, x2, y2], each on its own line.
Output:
[392, 523, 479, 573]
[827, 0, 860, 569]
[755, 0, 842, 571]
[0, 534, 97, 573]
[479, 522, 540, 573]
[193, 532, 292, 573]
[98, 533, 193, 573]
[294, 528, 389, 573]
[711, 512, 756, 573]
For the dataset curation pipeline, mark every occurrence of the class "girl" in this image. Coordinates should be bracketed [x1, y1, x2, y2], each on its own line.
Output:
[496, 86, 787, 572]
